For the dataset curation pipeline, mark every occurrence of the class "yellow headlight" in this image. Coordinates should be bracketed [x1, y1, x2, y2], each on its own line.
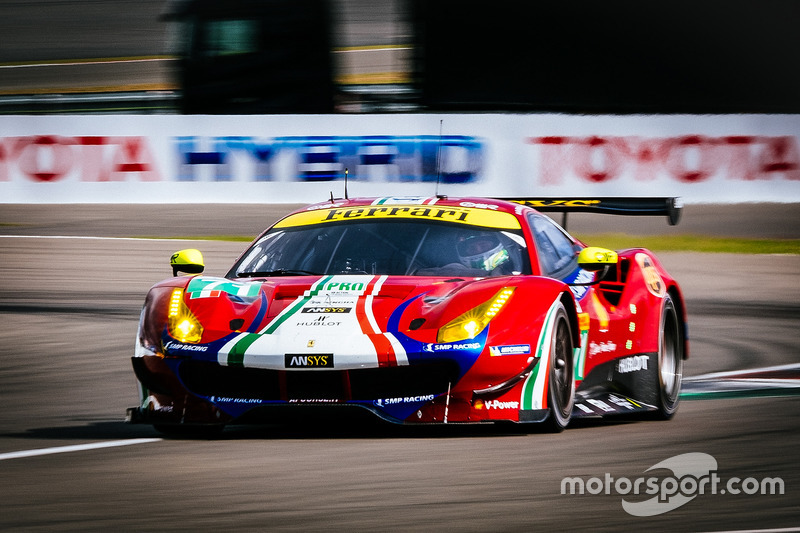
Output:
[167, 288, 204, 343]
[437, 287, 515, 343]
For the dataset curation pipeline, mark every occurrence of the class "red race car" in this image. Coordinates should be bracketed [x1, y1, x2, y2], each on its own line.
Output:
[128, 196, 686, 434]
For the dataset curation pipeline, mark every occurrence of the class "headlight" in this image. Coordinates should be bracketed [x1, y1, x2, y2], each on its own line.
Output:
[437, 287, 515, 343]
[167, 288, 204, 343]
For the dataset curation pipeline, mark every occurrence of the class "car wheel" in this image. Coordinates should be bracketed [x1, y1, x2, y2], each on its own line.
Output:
[654, 294, 683, 419]
[545, 303, 575, 432]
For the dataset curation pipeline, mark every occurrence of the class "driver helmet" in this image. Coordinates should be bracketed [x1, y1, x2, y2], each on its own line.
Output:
[457, 233, 510, 271]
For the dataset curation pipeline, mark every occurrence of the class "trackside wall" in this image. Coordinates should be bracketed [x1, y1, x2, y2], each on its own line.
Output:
[0, 114, 798, 204]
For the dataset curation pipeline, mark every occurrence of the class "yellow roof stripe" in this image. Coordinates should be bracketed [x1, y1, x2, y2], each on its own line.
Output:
[275, 205, 521, 230]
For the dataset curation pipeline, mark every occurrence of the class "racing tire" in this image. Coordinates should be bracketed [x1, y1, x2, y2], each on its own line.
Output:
[654, 294, 683, 419]
[544, 303, 576, 432]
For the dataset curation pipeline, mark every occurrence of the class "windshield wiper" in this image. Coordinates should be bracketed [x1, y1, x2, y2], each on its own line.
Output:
[237, 269, 320, 278]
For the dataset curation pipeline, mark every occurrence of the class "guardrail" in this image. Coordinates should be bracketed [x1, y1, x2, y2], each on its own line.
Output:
[0, 85, 419, 115]
[0, 91, 181, 114]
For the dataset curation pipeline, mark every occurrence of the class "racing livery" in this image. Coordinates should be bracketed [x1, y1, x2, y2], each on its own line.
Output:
[128, 196, 687, 433]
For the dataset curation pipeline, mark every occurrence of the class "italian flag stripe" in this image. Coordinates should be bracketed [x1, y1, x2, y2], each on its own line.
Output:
[260, 275, 334, 335]
[226, 333, 261, 367]
[358, 275, 396, 366]
[521, 299, 559, 410]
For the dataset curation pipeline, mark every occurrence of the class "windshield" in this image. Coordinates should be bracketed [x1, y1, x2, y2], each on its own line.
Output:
[228, 220, 531, 278]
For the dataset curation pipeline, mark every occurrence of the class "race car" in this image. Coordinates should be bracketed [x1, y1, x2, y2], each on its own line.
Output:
[127, 196, 687, 434]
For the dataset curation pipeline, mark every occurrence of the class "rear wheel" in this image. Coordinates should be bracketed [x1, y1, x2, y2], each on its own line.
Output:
[545, 303, 575, 432]
[655, 295, 683, 419]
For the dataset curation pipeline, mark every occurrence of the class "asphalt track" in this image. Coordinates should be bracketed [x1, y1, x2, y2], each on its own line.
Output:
[0, 204, 798, 531]
[0, 0, 409, 95]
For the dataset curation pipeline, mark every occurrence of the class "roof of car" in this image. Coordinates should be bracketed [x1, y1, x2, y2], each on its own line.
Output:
[301, 196, 525, 215]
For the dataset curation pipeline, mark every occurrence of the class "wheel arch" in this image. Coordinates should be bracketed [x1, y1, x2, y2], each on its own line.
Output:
[558, 290, 582, 348]
[666, 284, 689, 360]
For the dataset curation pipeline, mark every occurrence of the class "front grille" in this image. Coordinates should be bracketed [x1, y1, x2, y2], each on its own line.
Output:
[178, 360, 459, 402]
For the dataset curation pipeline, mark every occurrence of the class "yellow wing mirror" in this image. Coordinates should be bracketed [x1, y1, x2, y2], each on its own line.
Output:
[170, 248, 205, 276]
[577, 247, 618, 272]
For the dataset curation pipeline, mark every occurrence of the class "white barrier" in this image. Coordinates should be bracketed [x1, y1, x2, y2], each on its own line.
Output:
[1, 114, 798, 203]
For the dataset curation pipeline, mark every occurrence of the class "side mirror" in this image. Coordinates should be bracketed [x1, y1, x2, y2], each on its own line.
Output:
[577, 247, 618, 272]
[170, 248, 205, 276]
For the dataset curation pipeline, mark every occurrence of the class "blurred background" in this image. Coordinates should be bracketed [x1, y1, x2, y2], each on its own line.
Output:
[2, 0, 799, 114]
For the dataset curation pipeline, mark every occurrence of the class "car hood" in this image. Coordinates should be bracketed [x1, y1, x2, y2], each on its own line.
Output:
[162, 273, 509, 371]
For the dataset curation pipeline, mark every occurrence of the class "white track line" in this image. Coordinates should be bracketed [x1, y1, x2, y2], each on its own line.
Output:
[0, 235, 208, 242]
[699, 529, 800, 533]
[0, 438, 162, 461]
[685, 363, 800, 382]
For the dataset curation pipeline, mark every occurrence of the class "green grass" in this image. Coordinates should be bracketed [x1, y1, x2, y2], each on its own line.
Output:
[136, 235, 256, 242]
[574, 233, 800, 254]
[139, 233, 800, 254]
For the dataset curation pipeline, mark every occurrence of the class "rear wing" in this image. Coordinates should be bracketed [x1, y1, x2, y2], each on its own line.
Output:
[499, 197, 682, 228]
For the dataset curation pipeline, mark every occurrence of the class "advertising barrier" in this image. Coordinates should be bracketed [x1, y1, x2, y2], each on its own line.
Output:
[1, 114, 798, 203]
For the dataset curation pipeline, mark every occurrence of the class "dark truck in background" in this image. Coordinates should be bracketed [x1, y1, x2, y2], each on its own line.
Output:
[164, 0, 800, 115]
[165, 0, 335, 114]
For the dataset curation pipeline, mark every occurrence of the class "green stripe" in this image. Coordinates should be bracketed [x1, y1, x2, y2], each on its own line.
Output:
[226, 333, 261, 367]
[262, 275, 333, 334]
[225, 276, 332, 366]
[521, 302, 556, 410]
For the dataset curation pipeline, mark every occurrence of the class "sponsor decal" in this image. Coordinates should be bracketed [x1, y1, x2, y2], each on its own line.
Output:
[376, 394, 436, 406]
[587, 398, 615, 412]
[636, 253, 666, 297]
[210, 396, 263, 404]
[174, 136, 482, 183]
[285, 354, 334, 368]
[301, 307, 352, 314]
[187, 277, 261, 299]
[489, 344, 531, 356]
[423, 341, 482, 352]
[521, 199, 602, 208]
[607, 394, 636, 410]
[618, 355, 649, 373]
[372, 197, 439, 206]
[295, 315, 342, 327]
[275, 205, 521, 230]
[459, 201, 498, 210]
[318, 281, 365, 293]
[164, 341, 208, 352]
[589, 341, 617, 357]
[1, 135, 160, 183]
[288, 398, 341, 403]
[485, 400, 520, 410]
[527, 135, 800, 184]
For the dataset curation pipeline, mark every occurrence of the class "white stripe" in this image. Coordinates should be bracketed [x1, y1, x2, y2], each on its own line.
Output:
[0, 235, 213, 242]
[0, 438, 162, 461]
[365, 275, 388, 334]
[217, 332, 249, 365]
[529, 299, 561, 410]
[697, 529, 800, 533]
[0, 58, 175, 69]
[685, 363, 800, 381]
[385, 332, 409, 365]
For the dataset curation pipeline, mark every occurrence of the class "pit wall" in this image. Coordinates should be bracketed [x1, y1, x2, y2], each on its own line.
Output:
[1, 114, 798, 203]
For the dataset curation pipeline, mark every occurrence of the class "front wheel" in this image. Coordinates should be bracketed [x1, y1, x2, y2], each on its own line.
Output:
[544, 303, 576, 432]
[654, 295, 684, 419]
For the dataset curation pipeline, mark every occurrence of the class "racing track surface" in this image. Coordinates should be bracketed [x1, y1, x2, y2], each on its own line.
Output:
[0, 205, 798, 532]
